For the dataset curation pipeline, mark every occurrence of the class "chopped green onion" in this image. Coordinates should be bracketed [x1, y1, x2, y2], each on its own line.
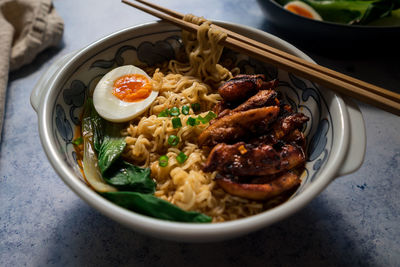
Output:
[72, 137, 83, 145]
[191, 103, 200, 112]
[186, 117, 198, 126]
[159, 155, 169, 167]
[196, 115, 206, 124]
[203, 111, 217, 122]
[169, 107, 180, 116]
[176, 152, 188, 164]
[181, 105, 190, 115]
[158, 108, 169, 117]
[172, 117, 182, 128]
[168, 135, 180, 146]
[195, 111, 217, 125]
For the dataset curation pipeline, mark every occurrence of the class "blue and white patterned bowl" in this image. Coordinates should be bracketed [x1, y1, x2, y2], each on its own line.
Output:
[31, 21, 366, 242]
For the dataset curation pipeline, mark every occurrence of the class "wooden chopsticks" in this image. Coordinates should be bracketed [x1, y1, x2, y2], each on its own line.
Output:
[122, 0, 400, 116]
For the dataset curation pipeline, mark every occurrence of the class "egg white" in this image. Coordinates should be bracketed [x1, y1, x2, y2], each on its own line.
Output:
[93, 65, 158, 123]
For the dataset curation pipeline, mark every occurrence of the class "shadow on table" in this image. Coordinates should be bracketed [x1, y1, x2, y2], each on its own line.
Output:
[8, 40, 65, 83]
[35, 195, 371, 267]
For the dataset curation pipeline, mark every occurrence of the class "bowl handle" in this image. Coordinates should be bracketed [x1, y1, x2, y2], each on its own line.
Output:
[335, 98, 366, 177]
[30, 52, 75, 112]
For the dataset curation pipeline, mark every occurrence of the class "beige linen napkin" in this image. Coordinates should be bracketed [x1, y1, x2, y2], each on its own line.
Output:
[0, 0, 63, 141]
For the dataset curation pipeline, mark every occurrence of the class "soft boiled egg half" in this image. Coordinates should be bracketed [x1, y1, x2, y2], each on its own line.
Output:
[283, 1, 322, 21]
[93, 65, 158, 122]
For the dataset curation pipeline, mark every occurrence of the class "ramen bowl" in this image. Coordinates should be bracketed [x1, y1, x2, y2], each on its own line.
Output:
[31, 21, 366, 242]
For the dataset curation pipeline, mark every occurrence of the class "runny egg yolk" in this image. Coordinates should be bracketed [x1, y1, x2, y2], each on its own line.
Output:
[112, 74, 152, 102]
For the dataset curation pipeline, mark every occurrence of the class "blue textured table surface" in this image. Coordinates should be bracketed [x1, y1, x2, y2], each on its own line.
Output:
[1, 0, 399, 266]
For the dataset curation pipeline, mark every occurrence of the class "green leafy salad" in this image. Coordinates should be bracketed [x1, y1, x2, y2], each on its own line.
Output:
[276, 0, 400, 25]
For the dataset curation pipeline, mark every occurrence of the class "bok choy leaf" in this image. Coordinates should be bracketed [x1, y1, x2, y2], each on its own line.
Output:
[81, 97, 211, 223]
[82, 98, 154, 192]
[103, 161, 156, 194]
[82, 98, 117, 192]
[102, 191, 212, 223]
[98, 136, 126, 174]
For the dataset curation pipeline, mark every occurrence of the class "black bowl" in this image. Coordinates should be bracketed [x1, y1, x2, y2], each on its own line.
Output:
[257, 0, 400, 54]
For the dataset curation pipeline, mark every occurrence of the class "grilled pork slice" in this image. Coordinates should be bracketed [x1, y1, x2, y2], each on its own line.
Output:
[203, 141, 305, 176]
[198, 106, 280, 147]
[216, 172, 301, 200]
[272, 112, 309, 140]
[285, 129, 307, 150]
[218, 74, 278, 103]
[216, 89, 279, 119]
[213, 100, 226, 115]
[249, 112, 309, 148]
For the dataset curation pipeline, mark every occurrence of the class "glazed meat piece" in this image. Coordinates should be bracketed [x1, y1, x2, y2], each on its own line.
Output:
[216, 89, 279, 119]
[250, 112, 309, 147]
[232, 89, 279, 113]
[202, 74, 309, 201]
[212, 100, 226, 115]
[272, 112, 309, 139]
[218, 74, 278, 103]
[285, 129, 306, 150]
[253, 129, 307, 151]
[216, 172, 301, 200]
[203, 141, 305, 176]
[198, 106, 280, 146]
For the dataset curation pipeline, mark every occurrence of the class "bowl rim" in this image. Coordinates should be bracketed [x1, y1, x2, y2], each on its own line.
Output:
[267, 0, 400, 29]
[37, 20, 351, 241]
